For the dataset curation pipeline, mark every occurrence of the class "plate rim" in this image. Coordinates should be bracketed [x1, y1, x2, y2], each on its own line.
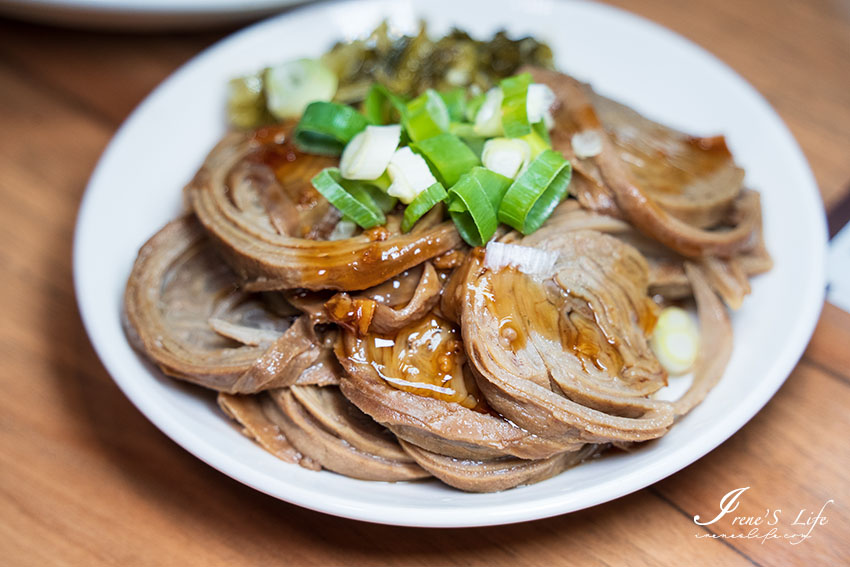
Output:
[73, 0, 827, 527]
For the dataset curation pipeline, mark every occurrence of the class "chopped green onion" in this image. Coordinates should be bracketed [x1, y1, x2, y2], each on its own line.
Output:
[473, 87, 503, 137]
[311, 168, 385, 229]
[448, 123, 487, 157]
[447, 167, 512, 246]
[498, 149, 572, 234]
[294, 102, 369, 156]
[403, 89, 450, 142]
[521, 123, 552, 159]
[411, 132, 480, 187]
[465, 91, 486, 122]
[363, 84, 407, 125]
[439, 88, 467, 122]
[340, 124, 401, 180]
[500, 72, 532, 138]
[449, 122, 478, 138]
[526, 83, 556, 127]
[386, 147, 438, 204]
[264, 58, 338, 120]
[532, 119, 551, 145]
[481, 138, 531, 179]
[402, 182, 447, 232]
[370, 170, 391, 191]
[362, 183, 398, 213]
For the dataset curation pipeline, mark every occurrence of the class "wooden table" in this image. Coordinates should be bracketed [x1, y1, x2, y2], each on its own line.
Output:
[1, 0, 848, 564]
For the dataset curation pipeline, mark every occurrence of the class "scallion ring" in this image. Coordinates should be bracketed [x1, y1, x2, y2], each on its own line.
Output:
[439, 88, 467, 122]
[447, 167, 512, 246]
[401, 183, 447, 232]
[500, 72, 532, 138]
[411, 132, 480, 187]
[294, 102, 370, 156]
[311, 168, 386, 229]
[498, 149, 572, 234]
[403, 89, 450, 142]
[363, 84, 408, 126]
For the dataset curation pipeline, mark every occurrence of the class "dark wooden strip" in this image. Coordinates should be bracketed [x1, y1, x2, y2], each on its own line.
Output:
[827, 184, 850, 238]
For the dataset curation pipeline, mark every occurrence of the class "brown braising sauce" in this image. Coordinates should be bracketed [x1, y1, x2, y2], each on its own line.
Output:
[480, 262, 652, 376]
[351, 314, 485, 410]
[245, 122, 340, 239]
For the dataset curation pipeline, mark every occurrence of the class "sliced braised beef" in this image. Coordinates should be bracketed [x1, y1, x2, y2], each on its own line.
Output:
[589, 90, 744, 229]
[186, 126, 462, 291]
[538, 197, 772, 308]
[123, 216, 321, 393]
[527, 66, 758, 258]
[337, 312, 574, 460]
[325, 262, 442, 335]
[265, 386, 430, 481]
[284, 262, 444, 333]
[671, 264, 733, 416]
[217, 392, 320, 470]
[399, 440, 601, 493]
[461, 230, 676, 445]
[293, 330, 344, 387]
[124, 61, 773, 493]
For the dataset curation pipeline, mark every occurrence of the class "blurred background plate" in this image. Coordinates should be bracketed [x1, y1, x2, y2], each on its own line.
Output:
[0, 0, 309, 30]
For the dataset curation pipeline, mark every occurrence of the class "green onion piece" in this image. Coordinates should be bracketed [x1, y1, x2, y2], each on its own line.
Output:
[532, 120, 551, 146]
[294, 102, 369, 156]
[411, 132, 480, 187]
[498, 149, 572, 234]
[402, 182, 447, 232]
[404, 89, 450, 142]
[448, 123, 487, 158]
[363, 84, 407, 125]
[264, 58, 338, 120]
[500, 72, 532, 138]
[311, 168, 386, 229]
[362, 182, 398, 213]
[521, 123, 552, 159]
[465, 92, 486, 122]
[449, 122, 477, 138]
[447, 167, 512, 246]
[370, 170, 391, 191]
[439, 88, 467, 122]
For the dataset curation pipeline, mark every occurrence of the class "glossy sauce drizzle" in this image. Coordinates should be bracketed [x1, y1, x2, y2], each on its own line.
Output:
[353, 314, 484, 410]
[483, 265, 640, 376]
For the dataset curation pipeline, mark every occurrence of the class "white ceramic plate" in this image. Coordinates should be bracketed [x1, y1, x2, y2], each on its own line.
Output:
[74, 0, 826, 527]
[0, 0, 307, 30]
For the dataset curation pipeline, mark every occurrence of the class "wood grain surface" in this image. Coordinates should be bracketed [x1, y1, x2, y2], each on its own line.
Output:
[0, 0, 848, 565]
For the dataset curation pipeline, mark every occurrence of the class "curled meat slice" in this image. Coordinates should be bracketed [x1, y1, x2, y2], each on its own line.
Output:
[538, 197, 772, 309]
[589, 90, 744, 229]
[220, 387, 427, 481]
[527, 67, 757, 258]
[123, 216, 320, 393]
[265, 387, 430, 481]
[325, 262, 442, 335]
[462, 231, 675, 445]
[400, 440, 601, 493]
[186, 127, 462, 291]
[671, 264, 734, 417]
[218, 392, 319, 469]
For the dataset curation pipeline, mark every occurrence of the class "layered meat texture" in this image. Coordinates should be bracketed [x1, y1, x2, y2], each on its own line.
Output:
[186, 124, 462, 291]
[123, 69, 769, 492]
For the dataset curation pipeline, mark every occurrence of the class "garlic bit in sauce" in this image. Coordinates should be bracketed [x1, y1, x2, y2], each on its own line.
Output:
[650, 306, 699, 375]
